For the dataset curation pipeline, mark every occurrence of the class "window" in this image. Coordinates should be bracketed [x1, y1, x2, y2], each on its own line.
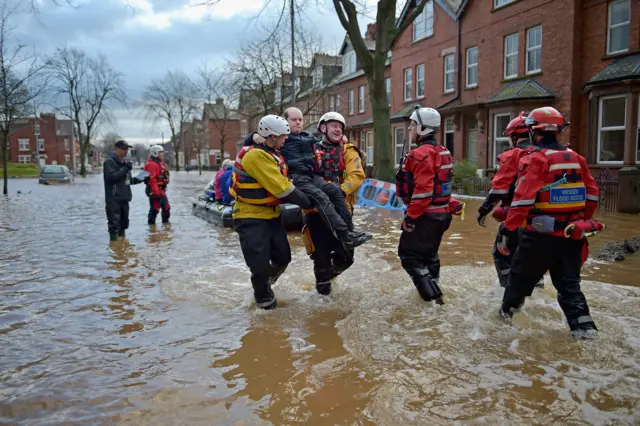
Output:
[336, 94, 341, 113]
[494, 113, 512, 166]
[19, 139, 29, 151]
[330, 95, 335, 112]
[365, 131, 374, 166]
[404, 68, 413, 101]
[444, 117, 454, 155]
[359, 130, 365, 149]
[348, 89, 354, 114]
[598, 95, 626, 163]
[444, 54, 455, 93]
[467, 118, 478, 163]
[466, 47, 478, 88]
[64, 138, 70, 151]
[38, 139, 45, 151]
[385, 77, 391, 105]
[313, 66, 323, 86]
[342, 51, 356, 75]
[359, 85, 365, 113]
[65, 154, 71, 164]
[416, 64, 425, 98]
[504, 33, 519, 79]
[413, 0, 434, 41]
[18, 155, 31, 164]
[394, 127, 405, 164]
[608, 0, 630, 55]
[495, 0, 516, 7]
[240, 119, 248, 137]
[526, 26, 542, 74]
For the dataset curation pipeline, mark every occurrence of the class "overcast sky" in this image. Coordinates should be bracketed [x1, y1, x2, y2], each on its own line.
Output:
[13, 0, 376, 145]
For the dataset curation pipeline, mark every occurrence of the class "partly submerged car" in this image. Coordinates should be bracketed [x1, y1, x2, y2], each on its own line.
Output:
[39, 165, 74, 184]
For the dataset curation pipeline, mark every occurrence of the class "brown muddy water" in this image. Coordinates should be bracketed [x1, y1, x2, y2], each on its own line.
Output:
[1, 172, 639, 425]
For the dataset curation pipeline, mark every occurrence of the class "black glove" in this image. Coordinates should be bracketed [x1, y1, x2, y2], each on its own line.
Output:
[401, 215, 417, 232]
[124, 161, 133, 171]
[495, 224, 518, 257]
[477, 200, 494, 227]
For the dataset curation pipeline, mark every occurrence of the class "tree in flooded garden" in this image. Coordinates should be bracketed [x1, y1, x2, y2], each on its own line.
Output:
[45, 47, 127, 177]
[140, 71, 199, 172]
[0, 2, 48, 195]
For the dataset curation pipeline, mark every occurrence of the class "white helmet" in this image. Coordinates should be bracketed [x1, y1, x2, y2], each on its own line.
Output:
[409, 107, 441, 136]
[258, 115, 290, 138]
[317, 112, 346, 132]
[150, 145, 164, 157]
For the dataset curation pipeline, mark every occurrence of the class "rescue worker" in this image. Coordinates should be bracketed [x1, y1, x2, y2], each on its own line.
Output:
[144, 145, 171, 225]
[477, 113, 543, 288]
[498, 107, 602, 340]
[395, 107, 464, 304]
[103, 140, 144, 242]
[230, 114, 312, 310]
[302, 112, 367, 296]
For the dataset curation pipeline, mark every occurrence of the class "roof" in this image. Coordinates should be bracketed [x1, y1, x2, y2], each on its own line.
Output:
[203, 102, 240, 120]
[311, 53, 341, 68]
[584, 53, 640, 89]
[339, 36, 376, 56]
[485, 79, 555, 105]
[396, 0, 464, 25]
[391, 102, 424, 121]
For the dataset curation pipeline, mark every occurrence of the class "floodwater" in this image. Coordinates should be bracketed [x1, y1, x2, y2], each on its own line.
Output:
[1, 172, 639, 425]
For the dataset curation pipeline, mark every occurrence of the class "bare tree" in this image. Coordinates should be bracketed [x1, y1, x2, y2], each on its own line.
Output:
[46, 47, 127, 177]
[96, 131, 121, 158]
[197, 65, 241, 173]
[0, 2, 47, 195]
[141, 71, 199, 172]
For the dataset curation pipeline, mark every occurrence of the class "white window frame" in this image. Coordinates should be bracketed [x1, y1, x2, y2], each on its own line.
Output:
[18, 155, 31, 164]
[64, 138, 70, 151]
[416, 64, 425, 98]
[385, 77, 391, 105]
[38, 139, 45, 151]
[466, 47, 478, 88]
[504, 33, 519, 80]
[336, 94, 341, 113]
[493, 113, 512, 167]
[467, 118, 478, 163]
[597, 94, 627, 164]
[330, 95, 335, 112]
[444, 54, 455, 93]
[19, 139, 30, 151]
[240, 119, 248, 137]
[65, 154, 71, 164]
[494, 0, 516, 7]
[607, 0, 630, 55]
[365, 131, 374, 166]
[404, 68, 413, 101]
[413, 0, 434, 41]
[359, 85, 365, 113]
[526, 26, 542, 74]
[394, 127, 405, 164]
[348, 89, 354, 115]
[342, 51, 356, 75]
[444, 117, 454, 153]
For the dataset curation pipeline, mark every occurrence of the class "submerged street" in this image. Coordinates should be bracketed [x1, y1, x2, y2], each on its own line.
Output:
[1, 173, 639, 425]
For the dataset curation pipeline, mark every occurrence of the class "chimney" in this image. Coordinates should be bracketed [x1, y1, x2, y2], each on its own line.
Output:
[365, 23, 376, 41]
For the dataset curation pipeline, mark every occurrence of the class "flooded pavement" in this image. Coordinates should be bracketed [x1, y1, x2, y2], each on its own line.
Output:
[1, 173, 639, 425]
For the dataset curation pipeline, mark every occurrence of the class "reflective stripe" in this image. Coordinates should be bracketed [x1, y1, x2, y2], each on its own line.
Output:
[544, 150, 558, 156]
[257, 298, 276, 308]
[412, 192, 433, 199]
[427, 203, 448, 210]
[549, 163, 580, 171]
[577, 315, 593, 324]
[586, 194, 599, 202]
[500, 268, 510, 275]
[440, 164, 453, 169]
[489, 188, 510, 195]
[275, 185, 295, 199]
[439, 150, 451, 156]
[510, 199, 536, 207]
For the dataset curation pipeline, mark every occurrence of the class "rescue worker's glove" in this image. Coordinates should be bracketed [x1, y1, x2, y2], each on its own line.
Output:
[496, 224, 518, 257]
[477, 200, 494, 227]
[449, 199, 464, 216]
[124, 161, 133, 171]
[401, 215, 416, 233]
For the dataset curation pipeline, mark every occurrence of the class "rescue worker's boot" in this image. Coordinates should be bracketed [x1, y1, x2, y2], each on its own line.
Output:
[316, 280, 332, 296]
[267, 263, 287, 287]
[412, 274, 443, 303]
[118, 230, 125, 238]
[569, 316, 598, 340]
[109, 233, 118, 242]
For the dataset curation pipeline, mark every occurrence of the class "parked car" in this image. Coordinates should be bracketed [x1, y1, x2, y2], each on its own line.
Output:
[39, 165, 74, 184]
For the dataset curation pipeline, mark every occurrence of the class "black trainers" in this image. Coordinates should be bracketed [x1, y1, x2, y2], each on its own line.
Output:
[571, 323, 598, 340]
[499, 307, 513, 323]
[343, 231, 372, 249]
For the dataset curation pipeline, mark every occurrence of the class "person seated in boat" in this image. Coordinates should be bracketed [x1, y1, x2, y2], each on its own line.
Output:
[219, 159, 234, 205]
[214, 159, 233, 202]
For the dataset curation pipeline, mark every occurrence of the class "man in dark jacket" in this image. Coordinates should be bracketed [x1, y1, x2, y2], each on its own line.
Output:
[103, 140, 143, 242]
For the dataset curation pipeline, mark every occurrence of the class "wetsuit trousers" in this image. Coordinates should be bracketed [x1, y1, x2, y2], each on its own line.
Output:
[148, 195, 171, 224]
[106, 201, 130, 236]
[305, 213, 354, 295]
[234, 218, 292, 308]
[398, 213, 452, 299]
[492, 227, 523, 287]
[501, 230, 596, 331]
[292, 174, 353, 237]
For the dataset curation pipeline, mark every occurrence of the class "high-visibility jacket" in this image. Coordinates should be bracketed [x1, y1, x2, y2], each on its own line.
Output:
[144, 157, 170, 197]
[484, 140, 538, 207]
[395, 137, 453, 218]
[503, 142, 599, 237]
[230, 145, 294, 220]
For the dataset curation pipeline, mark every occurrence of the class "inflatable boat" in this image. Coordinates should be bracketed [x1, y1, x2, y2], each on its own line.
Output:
[192, 197, 303, 231]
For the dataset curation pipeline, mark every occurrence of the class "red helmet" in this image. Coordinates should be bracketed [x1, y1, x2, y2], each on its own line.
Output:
[524, 107, 568, 133]
[504, 112, 528, 136]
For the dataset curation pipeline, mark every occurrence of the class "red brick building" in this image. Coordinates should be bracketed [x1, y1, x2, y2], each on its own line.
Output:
[9, 113, 77, 167]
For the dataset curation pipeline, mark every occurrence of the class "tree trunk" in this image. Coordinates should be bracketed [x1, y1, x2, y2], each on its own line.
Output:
[197, 148, 202, 175]
[79, 140, 87, 177]
[368, 55, 393, 182]
[2, 131, 9, 196]
[172, 130, 180, 172]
